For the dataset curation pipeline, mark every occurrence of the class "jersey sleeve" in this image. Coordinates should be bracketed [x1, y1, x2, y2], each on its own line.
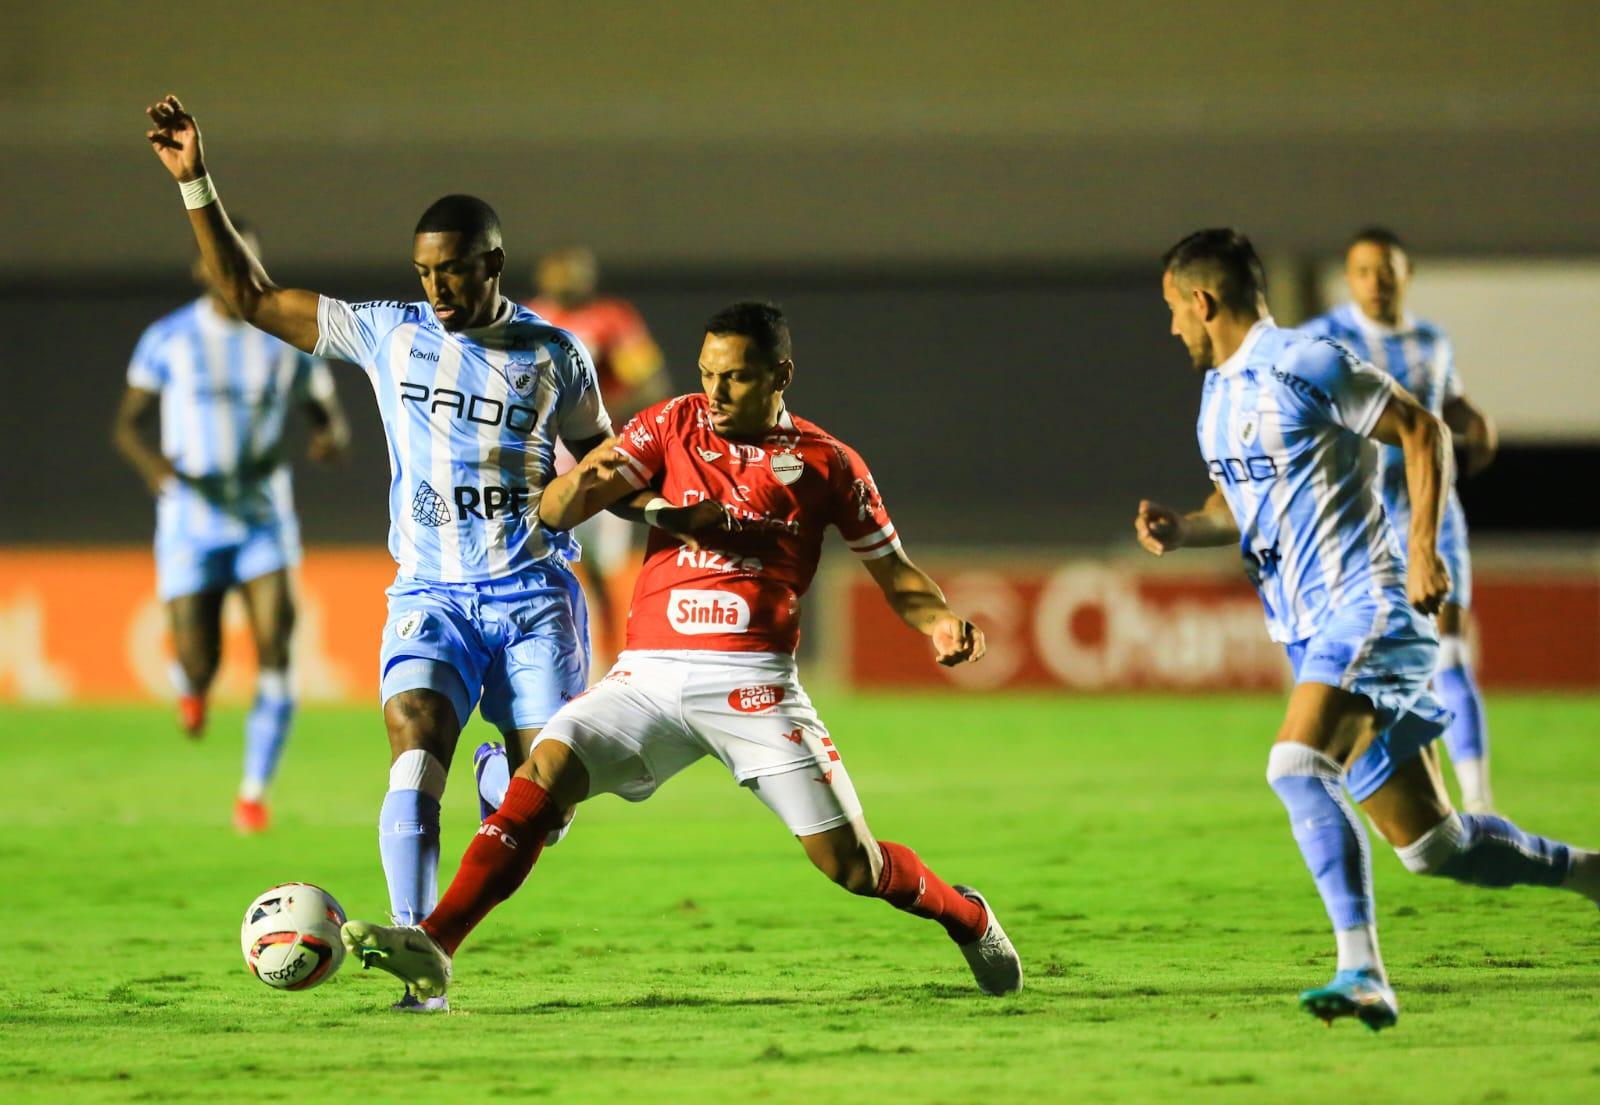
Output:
[550, 330, 613, 443]
[314, 297, 411, 368]
[610, 400, 671, 490]
[1277, 338, 1396, 438]
[830, 443, 902, 560]
[126, 324, 168, 391]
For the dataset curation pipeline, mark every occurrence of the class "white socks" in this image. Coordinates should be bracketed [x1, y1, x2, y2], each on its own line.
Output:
[1335, 924, 1384, 977]
[389, 749, 448, 799]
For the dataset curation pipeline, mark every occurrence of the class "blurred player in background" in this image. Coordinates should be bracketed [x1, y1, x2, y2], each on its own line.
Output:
[111, 219, 349, 834]
[341, 302, 1023, 1003]
[1136, 229, 1599, 1032]
[525, 246, 669, 660]
[144, 95, 613, 1011]
[1301, 228, 1499, 812]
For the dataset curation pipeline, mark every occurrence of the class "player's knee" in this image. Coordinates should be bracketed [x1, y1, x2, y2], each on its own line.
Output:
[1394, 812, 1466, 876]
[516, 740, 588, 808]
[384, 691, 458, 760]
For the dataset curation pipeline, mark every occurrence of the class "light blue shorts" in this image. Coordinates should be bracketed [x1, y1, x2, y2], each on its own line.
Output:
[155, 523, 299, 601]
[380, 560, 590, 733]
[1285, 599, 1453, 803]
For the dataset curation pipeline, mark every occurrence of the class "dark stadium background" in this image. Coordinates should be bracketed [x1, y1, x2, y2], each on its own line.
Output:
[2, 4, 1596, 549]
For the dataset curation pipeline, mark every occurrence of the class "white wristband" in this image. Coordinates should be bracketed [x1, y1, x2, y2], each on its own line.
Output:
[642, 497, 672, 526]
[179, 174, 218, 210]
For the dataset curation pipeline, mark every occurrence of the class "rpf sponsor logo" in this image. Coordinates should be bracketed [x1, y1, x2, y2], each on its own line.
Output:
[728, 684, 786, 713]
[668, 589, 751, 635]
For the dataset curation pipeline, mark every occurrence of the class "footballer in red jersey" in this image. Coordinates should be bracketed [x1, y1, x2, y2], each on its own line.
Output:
[526, 246, 669, 660]
[342, 302, 1023, 1002]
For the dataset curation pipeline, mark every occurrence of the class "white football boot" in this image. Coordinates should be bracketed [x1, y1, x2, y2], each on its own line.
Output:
[952, 885, 1023, 995]
[341, 920, 452, 1001]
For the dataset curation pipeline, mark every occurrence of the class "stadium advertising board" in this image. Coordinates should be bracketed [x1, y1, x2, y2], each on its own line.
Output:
[836, 557, 1600, 692]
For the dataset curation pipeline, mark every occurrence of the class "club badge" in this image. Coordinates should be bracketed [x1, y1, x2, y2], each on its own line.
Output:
[395, 611, 425, 640]
[770, 450, 804, 486]
[1238, 414, 1259, 446]
[502, 357, 539, 398]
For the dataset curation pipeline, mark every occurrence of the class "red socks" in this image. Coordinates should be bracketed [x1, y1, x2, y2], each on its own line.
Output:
[874, 841, 988, 945]
[420, 777, 565, 956]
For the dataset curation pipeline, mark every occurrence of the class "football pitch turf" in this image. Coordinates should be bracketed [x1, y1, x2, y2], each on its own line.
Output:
[2, 695, 1597, 1104]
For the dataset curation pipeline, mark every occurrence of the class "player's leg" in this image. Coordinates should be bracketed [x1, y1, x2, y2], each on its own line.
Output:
[1262, 681, 1399, 1028]
[344, 669, 681, 999]
[166, 587, 226, 737]
[234, 566, 297, 831]
[419, 738, 590, 954]
[374, 583, 488, 932]
[1433, 601, 1493, 812]
[1267, 683, 1384, 971]
[749, 763, 1021, 994]
[1361, 746, 1600, 900]
[469, 563, 591, 828]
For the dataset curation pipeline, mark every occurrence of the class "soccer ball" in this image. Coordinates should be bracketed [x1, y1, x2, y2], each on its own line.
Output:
[240, 883, 346, 991]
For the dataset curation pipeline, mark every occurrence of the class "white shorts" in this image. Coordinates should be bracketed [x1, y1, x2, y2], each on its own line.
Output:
[533, 650, 864, 835]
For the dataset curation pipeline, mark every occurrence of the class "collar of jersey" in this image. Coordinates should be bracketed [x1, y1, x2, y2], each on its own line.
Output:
[443, 296, 515, 341]
[1345, 302, 1418, 339]
[1214, 316, 1275, 378]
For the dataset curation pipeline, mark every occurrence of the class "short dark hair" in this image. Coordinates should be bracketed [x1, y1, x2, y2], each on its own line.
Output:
[414, 194, 502, 249]
[704, 301, 791, 364]
[1348, 225, 1406, 253]
[1162, 228, 1267, 314]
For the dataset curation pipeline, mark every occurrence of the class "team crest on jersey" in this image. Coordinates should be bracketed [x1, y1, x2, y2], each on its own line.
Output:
[770, 450, 804, 486]
[394, 611, 425, 640]
[502, 358, 539, 398]
[1238, 413, 1259, 446]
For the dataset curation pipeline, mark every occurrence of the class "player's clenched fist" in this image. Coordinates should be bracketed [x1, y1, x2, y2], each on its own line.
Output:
[654, 500, 738, 551]
[145, 94, 206, 182]
[1134, 499, 1185, 556]
[1407, 550, 1451, 616]
[931, 614, 986, 667]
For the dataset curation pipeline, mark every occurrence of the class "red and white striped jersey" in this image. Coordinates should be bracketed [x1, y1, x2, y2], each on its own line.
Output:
[613, 394, 900, 654]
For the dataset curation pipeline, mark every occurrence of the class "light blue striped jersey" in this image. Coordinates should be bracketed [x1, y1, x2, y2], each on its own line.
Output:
[128, 297, 334, 543]
[1197, 319, 1406, 643]
[1299, 302, 1465, 527]
[1300, 303, 1462, 533]
[314, 296, 610, 582]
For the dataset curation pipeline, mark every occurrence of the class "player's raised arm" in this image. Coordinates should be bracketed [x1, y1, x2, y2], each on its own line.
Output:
[861, 550, 986, 667]
[145, 95, 321, 353]
[1370, 388, 1453, 614]
[1134, 491, 1239, 555]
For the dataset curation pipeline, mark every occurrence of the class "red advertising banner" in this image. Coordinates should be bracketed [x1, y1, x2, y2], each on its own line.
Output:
[837, 557, 1600, 692]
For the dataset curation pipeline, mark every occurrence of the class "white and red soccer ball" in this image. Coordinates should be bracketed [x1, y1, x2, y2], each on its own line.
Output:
[240, 883, 346, 991]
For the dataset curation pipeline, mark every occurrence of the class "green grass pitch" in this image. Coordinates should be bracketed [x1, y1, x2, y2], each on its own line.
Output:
[2, 694, 1598, 1103]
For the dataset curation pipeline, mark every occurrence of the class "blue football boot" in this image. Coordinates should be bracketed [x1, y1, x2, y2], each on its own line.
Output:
[472, 741, 508, 822]
[1298, 967, 1399, 1031]
[473, 739, 576, 846]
